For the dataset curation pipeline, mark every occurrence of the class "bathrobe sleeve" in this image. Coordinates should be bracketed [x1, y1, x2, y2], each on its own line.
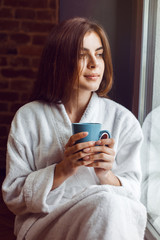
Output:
[3, 136, 55, 215]
[2, 103, 66, 215]
[114, 122, 143, 199]
[101, 99, 144, 199]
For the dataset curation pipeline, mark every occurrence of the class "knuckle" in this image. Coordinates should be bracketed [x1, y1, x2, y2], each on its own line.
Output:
[64, 149, 67, 155]
[80, 160, 85, 166]
[65, 142, 69, 148]
[69, 135, 74, 142]
[95, 161, 99, 166]
[110, 162, 113, 169]
[79, 151, 84, 158]
[89, 141, 95, 147]
[102, 146, 106, 152]
[100, 153, 105, 158]
[64, 147, 69, 154]
[67, 156, 72, 163]
[76, 151, 83, 159]
[74, 144, 80, 152]
[112, 150, 116, 156]
[111, 138, 115, 145]
[71, 162, 76, 168]
[112, 156, 115, 163]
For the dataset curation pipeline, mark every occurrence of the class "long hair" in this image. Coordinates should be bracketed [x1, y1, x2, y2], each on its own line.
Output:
[31, 17, 113, 104]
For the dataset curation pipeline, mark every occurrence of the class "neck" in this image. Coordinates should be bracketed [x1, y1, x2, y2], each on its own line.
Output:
[64, 91, 92, 123]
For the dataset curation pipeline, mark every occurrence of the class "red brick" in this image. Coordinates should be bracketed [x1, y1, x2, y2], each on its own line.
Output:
[0, 20, 19, 31]
[15, 9, 35, 19]
[9, 57, 30, 67]
[0, 113, 14, 124]
[21, 92, 32, 102]
[4, 0, 48, 8]
[0, 126, 8, 136]
[0, 81, 9, 89]
[21, 21, 54, 33]
[10, 102, 24, 112]
[0, 91, 19, 101]
[0, 102, 8, 111]
[1, 68, 37, 79]
[0, 45, 18, 55]
[19, 45, 42, 56]
[10, 33, 31, 44]
[32, 35, 47, 45]
[0, 8, 13, 18]
[1, 68, 16, 78]
[0, 137, 8, 147]
[31, 57, 40, 68]
[0, 33, 8, 42]
[0, 57, 7, 66]
[8, 48, 18, 55]
[36, 10, 55, 21]
[10, 79, 33, 90]
[0, 149, 7, 168]
[50, 0, 57, 9]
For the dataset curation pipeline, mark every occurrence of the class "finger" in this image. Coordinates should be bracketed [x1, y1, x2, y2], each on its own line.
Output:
[76, 159, 95, 167]
[65, 141, 95, 156]
[83, 152, 114, 162]
[95, 138, 115, 148]
[83, 145, 115, 156]
[67, 150, 94, 164]
[72, 141, 96, 153]
[68, 155, 94, 168]
[65, 132, 88, 148]
[86, 161, 113, 170]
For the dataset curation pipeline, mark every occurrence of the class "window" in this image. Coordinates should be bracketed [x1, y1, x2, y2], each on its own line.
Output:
[139, 0, 160, 239]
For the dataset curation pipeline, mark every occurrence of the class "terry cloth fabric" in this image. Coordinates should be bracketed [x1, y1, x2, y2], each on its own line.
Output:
[2, 93, 147, 239]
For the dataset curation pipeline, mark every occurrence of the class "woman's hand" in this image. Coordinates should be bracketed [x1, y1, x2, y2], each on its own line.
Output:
[61, 132, 96, 176]
[83, 138, 121, 186]
[51, 132, 95, 190]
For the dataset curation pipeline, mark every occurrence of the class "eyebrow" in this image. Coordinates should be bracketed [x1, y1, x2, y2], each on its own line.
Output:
[81, 46, 103, 52]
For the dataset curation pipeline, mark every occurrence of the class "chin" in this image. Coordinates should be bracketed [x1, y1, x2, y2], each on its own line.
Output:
[78, 81, 102, 93]
[89, 84, 101, 92]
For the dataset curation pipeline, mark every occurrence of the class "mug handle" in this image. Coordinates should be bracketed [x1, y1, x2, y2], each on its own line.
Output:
[99, 130, 111, 140]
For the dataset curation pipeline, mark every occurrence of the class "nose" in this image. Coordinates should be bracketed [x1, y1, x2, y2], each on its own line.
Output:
[87, 55, 98, 69]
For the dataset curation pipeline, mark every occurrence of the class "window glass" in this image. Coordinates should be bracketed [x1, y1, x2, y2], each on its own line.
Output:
[141, 106, 160, 235]
[139, 0, 160, 237]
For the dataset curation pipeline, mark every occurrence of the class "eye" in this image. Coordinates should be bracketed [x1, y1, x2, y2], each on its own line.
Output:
[96, 52, 104, 58]
[79, 53, 86, 59]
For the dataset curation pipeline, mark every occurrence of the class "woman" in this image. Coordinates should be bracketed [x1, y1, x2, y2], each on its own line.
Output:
[2, 17, 146, 239]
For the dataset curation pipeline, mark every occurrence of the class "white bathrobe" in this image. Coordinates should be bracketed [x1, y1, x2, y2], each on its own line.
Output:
[2, 93, 147, 240]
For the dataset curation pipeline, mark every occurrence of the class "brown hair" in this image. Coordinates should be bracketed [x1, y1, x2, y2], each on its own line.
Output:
[31, 17, 113, 104]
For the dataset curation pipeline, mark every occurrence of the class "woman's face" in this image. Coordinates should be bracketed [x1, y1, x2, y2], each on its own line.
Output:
[75, 31, 105, 94]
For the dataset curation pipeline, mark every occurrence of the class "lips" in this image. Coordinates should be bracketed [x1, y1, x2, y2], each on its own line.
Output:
[84, 73, 100, 79]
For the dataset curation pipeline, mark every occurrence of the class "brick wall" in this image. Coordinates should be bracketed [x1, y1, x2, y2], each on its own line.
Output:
[0, 0, 58, 170]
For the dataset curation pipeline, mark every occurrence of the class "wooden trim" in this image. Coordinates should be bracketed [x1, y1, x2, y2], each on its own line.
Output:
[144, 0, 157, 118]
[131, 0, 144, 117]
[138, 0, 158, 123]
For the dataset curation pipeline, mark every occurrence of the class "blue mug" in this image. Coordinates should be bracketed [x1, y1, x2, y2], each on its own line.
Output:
[72, 123, 110, 143]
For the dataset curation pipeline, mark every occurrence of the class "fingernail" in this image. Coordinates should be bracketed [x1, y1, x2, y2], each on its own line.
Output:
[83, 156, 90, 160]
[96, 140, 101, 145]
[83, 132, 88, 136]
[83, 148, 90, 153]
